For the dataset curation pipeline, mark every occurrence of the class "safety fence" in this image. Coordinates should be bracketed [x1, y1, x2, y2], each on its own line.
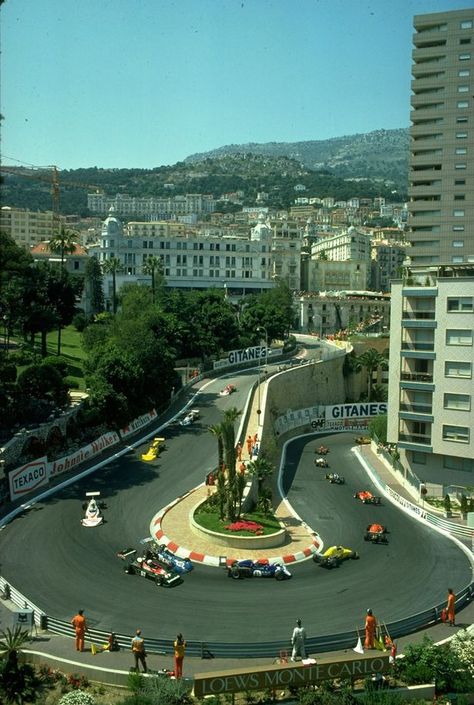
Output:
[2, 575, 473, 659]
[361, 450, 474, 543]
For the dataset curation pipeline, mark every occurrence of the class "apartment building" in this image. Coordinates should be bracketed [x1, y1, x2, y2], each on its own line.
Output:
[297, 291, 390, 336]
[385, 10, 474, 492]
[310, 227, 372, 288]
[371, 240, 408, 292]
[408, 9, 474, 265]
[0, 206, 66, 250]
[387, 265, 474, 487]
[87, 192, 217, 218]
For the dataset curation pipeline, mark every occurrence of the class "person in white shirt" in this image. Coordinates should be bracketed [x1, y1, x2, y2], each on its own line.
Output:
[291, 619, 307, 661]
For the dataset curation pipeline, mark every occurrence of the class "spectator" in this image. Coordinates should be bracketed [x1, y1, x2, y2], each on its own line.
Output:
[364, 609, 377, 649]
[447, 588, 456, 626]
[131, 629, 148, 673]
[173, 633, 186, 678]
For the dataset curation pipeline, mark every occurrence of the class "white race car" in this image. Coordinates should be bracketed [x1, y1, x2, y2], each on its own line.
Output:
[219, 384, 236, 396]
[81, 491, 105, 527]
[179, 409, 200, 426]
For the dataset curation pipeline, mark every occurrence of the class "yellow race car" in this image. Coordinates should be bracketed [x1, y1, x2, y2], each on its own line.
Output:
[313, 545, 360, 569]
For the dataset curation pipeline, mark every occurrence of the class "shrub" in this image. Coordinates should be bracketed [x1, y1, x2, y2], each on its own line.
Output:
[10, 349, 41, 366]
[65, 376, 80, 389]
[73, 313, 88, 332]
[43, 355, 69, 377]
[58, 690, 96, 705]
[140, 674, 193, 704]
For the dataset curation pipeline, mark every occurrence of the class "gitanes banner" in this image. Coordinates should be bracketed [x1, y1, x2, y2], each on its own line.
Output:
[275, 402, 387, 435]
[120, 409, 158, 439]
[48, 431, 120, 479]
[214, 346, 271, 370]
[9, 456, 49, 499]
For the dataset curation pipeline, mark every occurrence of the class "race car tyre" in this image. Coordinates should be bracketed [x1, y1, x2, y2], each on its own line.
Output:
[125, 565, 135, 575]
[275, 570, 285, 581]
[155, 576, 164, 587]
[350, 552, 360, 560]
[230, 567, 241, 580]
[364, 534, 370, 542]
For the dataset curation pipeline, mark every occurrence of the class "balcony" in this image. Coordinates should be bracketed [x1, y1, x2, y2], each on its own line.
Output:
[400, 372, 433, 383]
[402, 310, 436, 320]
[401, 341, 435, 352]
[400, 402, 433, 414]
[398, 432, 432, 445]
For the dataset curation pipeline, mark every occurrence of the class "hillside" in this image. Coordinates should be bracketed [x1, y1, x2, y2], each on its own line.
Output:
[186, 128, 409, 192]
[0, 128, 409, 215]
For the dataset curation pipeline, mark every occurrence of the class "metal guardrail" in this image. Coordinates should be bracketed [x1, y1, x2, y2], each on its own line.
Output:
[2, 577, 473, 659]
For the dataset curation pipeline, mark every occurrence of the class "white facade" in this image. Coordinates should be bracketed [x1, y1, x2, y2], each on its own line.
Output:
[387, 266, 474, 487]
[90, 209, 304, 306]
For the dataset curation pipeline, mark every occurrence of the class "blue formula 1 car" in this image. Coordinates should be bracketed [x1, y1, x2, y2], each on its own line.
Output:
[139, 539, 194, 574]
[227, 559, 292, 580]
[153, 544, 194, 574]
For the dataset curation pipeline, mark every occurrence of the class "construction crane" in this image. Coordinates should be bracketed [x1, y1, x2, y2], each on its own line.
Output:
[0, 164, 103, 233]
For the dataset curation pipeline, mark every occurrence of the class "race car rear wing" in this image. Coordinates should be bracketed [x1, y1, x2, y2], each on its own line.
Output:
[117, 548, 137, 560]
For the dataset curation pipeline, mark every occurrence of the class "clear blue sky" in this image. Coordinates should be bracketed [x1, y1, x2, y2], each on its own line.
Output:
[1, 0, 472, 169]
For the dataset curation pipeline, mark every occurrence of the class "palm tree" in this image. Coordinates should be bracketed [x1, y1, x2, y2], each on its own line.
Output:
[247, 456, 274, 499]
[0, 626, 44, 704]
[102, 256, 124, 314]
[221, 407, 241, 520]
[142, 255, 164, 304]
[357, 348, 389, 401]
[49, 226, 76, 355]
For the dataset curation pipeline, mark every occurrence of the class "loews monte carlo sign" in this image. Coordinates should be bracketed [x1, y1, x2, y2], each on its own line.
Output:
[194, 654, 391, 696]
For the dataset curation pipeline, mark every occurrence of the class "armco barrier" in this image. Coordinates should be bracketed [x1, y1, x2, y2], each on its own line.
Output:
[2, 577, 472, 659]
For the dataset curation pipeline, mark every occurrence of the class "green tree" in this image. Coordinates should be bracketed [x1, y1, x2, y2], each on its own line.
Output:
[221, 407, 241, 520]
[247, 456, 274, 500]
[142, 255, 165, 304]
[102, 256, 124, 314]
[84, 255, 104, 317]
[368, 414, 387, 443]
[16, 362, 69, 409]
[49, 227, 77, 354]
[357, 348, 389, 401]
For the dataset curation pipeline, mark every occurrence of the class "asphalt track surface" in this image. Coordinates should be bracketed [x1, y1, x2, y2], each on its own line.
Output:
[1, 367, 472, 644]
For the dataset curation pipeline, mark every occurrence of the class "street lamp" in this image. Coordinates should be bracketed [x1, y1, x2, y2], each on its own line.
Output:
[256, 326, 269, 426]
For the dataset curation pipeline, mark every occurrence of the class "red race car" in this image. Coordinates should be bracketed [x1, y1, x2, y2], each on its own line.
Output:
[364, 523, 388, 543]
[354, 490, 381, 505]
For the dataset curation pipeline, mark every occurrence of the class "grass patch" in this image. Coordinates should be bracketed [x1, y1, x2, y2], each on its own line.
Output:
[45, 325, 87, 390]
[194, 507, 281, 536]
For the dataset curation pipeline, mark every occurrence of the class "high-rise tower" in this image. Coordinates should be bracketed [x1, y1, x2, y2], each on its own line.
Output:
[408, 9, 473, 265]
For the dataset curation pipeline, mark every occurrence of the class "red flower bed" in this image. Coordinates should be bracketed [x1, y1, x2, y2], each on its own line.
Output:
[225, 520, 264, 535]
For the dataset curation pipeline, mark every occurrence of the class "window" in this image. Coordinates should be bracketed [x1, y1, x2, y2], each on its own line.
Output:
[452, 256, 464, 263]
[442, 425, 470, 443]
[458, 85, 469, 93]
[443, 456, 473, 471]
[453, 209, 465, 216]
[444, 393, 471, 411]
[457, 101, 469, 108]
[411, 451, 427, 465]
[454, 179, 466, 184]
[452, 240, 465, 247]
[460, 38, 472, 45]
[456, 132, 468, 138]
[455, 148, 467, 155]
[446, 329, 472, 345]
[456, 117, 469, 123]
[458, 70, 470, 77]
[459, 53, 471, 60]
[454, 195, 465, 200]
[460, 20, 473, 29]
[447, 297, 473, 312]
[455, 163, 467, 169]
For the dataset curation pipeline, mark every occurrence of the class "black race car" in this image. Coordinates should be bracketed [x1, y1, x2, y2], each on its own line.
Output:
[117, 548, 181, 586]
